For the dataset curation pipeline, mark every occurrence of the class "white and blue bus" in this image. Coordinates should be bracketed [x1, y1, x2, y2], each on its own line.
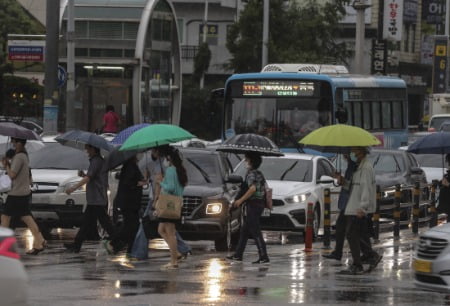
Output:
[221, 63, 408, 151]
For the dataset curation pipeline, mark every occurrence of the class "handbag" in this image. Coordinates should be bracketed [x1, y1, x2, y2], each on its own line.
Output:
[155, 193, 183, 219]
[0, 174, 11, 193]
[141, 212, 159, 239]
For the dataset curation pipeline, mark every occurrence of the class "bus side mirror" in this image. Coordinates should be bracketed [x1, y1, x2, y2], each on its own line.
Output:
[210, 88, 224, 99]
[335, 108, 348, 123]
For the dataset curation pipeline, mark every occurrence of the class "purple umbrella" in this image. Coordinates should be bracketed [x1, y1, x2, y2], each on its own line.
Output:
[0, 122, 41, 140]
[111, 123, 150, 145]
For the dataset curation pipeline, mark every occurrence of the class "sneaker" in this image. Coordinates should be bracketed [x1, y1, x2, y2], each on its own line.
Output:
[322, 252, 342, 261]
[252, 257, 270, 264]
[368, 253, 382, 272]
[63, 243, 80, 253]
[226, 254, 243, 261]
[360, 254, 370, 264]
[102, 240, 115, 255]
[340, 264, 364, 275]
[160, 263, 179, 271]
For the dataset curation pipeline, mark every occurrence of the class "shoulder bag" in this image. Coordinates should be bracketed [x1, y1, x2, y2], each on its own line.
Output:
[155, 193, 183, 219]
[0, 174, 11, 193]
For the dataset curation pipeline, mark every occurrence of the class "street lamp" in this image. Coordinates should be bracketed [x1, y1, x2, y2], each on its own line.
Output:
[352, 0, 371, 74]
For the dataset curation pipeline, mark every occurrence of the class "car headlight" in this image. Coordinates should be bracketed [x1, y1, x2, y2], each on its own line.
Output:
[206, 202, 222, 214]
[64, 181, 86, 193]
[285, 193, 311, 204]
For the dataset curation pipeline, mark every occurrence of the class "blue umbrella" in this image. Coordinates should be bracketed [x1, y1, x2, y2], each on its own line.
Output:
[407, 132, 450, 154]
[111, 123, 150, 145]
[55, 129, 114, 153]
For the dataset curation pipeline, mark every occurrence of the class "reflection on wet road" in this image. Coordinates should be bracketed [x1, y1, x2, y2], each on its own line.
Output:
[14, 229, 450, 305]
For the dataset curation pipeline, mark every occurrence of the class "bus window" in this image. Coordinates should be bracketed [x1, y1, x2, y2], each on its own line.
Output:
[382, 101, 391, 128]
[353, 101, 362, 127]
[363, 102, 371, 129]
[345, 103, 353, 125]
[392, 100, 403, 128]
[372, 101, 381, 129]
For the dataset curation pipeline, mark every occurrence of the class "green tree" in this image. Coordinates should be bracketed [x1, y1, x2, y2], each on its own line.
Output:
[226, 0, 351, 73]
[0, 1, 44, 113]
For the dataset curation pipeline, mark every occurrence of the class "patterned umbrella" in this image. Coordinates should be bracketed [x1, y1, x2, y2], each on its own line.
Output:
[216, 133, 284, 156]
[111, 123, 150, 145]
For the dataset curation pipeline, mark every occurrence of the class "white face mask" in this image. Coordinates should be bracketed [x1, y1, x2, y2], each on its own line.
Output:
[163, 159, 170, 168]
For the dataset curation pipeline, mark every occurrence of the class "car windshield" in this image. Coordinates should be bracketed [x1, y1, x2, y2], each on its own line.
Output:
[30, 143, 89, 170]
[235, 158, 313, 182]
[369, 152, 405, 173]
[183, 152, 222, 185]
[414, 154, 445, 168]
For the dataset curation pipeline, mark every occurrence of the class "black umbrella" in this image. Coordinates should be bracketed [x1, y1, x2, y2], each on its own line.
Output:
[55, 129, 113, 153]
[216, 133, 284, 156]
[0, 122, 41, 140]
[105, 146, 140, 170]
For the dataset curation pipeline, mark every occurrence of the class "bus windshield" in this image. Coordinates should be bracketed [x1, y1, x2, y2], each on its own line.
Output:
[227, 97, 331, 148]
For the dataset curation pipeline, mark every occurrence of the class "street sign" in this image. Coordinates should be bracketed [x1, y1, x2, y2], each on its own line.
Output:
[7, 40, 45, 62]
[57, 65, 67, 88]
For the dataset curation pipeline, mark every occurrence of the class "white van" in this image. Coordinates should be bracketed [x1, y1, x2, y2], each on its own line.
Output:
[428, 114, 450, 132]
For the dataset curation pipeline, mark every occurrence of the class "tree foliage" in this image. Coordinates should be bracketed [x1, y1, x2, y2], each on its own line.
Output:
[193, 42, 212, 82]
[226, 0, 351, 73]
[0, 0, 44, 111]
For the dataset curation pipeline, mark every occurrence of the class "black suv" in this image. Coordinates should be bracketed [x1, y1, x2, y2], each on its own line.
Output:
[138, 148, 242, 251]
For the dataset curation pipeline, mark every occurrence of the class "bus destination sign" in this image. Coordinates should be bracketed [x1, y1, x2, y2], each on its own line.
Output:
[242, 80, 315, 97]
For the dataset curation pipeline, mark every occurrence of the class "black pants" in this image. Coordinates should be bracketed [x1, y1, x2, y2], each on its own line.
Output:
[345, 215, 376, 266]
[74, 205, 114, 249]
[234, 201, 268, 259]
[333, 211, 347, 257]
[110, 209, 140, 253]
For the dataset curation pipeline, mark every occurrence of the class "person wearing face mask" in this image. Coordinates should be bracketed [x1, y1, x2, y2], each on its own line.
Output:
[323, 153, 357, 261]
[155, 147, 188, 270]
[341, 147, 382, 274]
[1, 137, 46, 255]
[128, 146, 191, 261]
[64, 144, 115, 253]
[103, 155, 147, 255]
[226, 152, 269, 264]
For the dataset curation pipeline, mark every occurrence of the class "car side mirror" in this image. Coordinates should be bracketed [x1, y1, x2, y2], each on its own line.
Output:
[411, 167, 424, 175]
[226, 174, 243, 184]
[317, 175, 335, 184]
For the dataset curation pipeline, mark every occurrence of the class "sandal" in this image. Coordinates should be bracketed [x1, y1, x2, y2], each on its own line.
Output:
[26, 247, 44, 255]
[160, 263, 178, 271]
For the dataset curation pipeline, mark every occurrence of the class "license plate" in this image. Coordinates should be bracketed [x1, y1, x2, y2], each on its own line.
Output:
[261, 208, 271, 217]
[413, 259, 432, 273]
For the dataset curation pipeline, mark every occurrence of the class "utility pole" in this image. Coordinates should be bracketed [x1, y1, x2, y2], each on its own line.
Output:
[262, 0, 269, 69]
[66, 0, 76, 131]
[43, 0, 60, 133]
[353, 0, 371, 74]
[199, 0, 208, 89]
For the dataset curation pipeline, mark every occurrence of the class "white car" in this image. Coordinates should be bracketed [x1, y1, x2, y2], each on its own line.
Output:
[234, 153, 340, 236]
[24, 140, 119, 234]
[0, 226, 28, 306]
[413, 223, 450, 291]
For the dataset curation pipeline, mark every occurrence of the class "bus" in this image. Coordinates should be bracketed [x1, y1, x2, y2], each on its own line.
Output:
[220, 63, 408, 151]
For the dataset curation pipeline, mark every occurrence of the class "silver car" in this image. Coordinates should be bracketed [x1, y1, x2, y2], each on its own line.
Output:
[0, 226, 28, 306]
[413, 223, 450, 291]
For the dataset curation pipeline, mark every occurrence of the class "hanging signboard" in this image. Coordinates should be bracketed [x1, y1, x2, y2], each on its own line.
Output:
[432, 37, 448, 93]
[371, 39, 387, 75]
[7, 40, 45, 62]
[383, 0, 404, 41]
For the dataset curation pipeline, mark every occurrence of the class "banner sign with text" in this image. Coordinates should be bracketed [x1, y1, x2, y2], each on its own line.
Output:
[7, 40, 45, 62]
[383, 0, 403, 41]
[422, 0, 445, 24]
[371, 39, 387, 75]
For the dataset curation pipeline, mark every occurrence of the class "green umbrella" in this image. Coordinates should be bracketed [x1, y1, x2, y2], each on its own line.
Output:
[119, 124, 195, 151]
[298, 124, 381, 153]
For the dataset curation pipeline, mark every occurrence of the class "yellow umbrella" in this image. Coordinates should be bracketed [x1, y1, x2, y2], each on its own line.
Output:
[299, 124, 381, 153]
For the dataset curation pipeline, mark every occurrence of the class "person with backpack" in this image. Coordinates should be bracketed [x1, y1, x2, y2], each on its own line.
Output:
[226, 152, 269, 264]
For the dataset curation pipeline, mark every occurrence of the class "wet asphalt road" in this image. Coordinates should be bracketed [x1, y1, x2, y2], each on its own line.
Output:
[14, 227, 450, 306]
